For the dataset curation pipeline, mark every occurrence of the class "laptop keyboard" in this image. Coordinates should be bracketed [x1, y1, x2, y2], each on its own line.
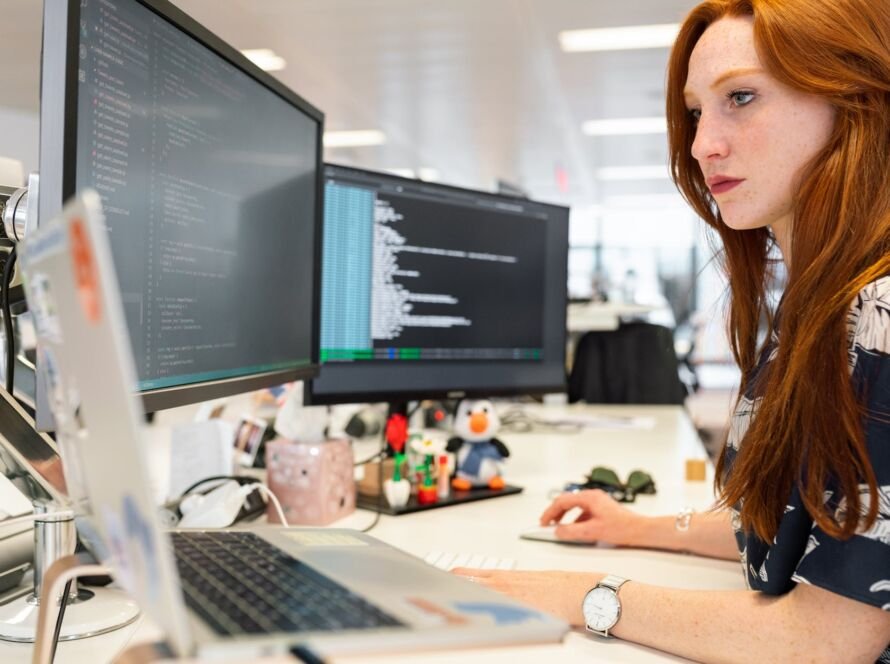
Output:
[170, 531, 405, 636]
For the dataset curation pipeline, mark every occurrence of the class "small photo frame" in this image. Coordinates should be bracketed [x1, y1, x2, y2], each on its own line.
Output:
[233, 414, 268, 468]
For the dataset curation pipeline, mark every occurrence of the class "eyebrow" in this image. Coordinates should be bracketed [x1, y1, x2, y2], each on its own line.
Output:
[683, 67, 765, 101]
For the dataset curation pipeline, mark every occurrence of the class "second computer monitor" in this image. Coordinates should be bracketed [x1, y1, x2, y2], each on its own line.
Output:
[306, 164, 569, 405]
[38, 0, 323, 418]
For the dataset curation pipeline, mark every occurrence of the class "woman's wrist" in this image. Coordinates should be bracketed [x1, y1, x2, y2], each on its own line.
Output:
[622, 513, 694, 552]
[621, 513, 654, 548]
[567, 573, 606, 627]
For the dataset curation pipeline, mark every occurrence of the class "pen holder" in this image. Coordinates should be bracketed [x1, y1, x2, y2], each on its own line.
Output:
[265, 438, 356, 526]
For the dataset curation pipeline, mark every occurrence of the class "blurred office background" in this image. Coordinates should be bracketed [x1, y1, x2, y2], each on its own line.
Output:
[0, 0, 739, 448]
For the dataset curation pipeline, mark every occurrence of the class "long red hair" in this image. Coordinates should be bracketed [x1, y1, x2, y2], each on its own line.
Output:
[667, 0, 890, 542]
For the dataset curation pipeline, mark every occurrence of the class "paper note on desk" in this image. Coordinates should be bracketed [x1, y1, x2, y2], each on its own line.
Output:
[168, 419, 236, 499]
[537, 413, 656, 430]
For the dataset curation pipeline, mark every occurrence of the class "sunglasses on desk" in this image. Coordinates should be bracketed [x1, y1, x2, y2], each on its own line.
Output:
[563, 467, 656, 503]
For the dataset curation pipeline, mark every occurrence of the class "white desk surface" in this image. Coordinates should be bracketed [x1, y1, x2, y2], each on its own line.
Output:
[2, 403, 745, 664]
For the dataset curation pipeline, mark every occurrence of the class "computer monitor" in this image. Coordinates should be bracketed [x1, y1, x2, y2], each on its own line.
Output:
[306, 164, 569, 407]
[36, 0, 323, 426]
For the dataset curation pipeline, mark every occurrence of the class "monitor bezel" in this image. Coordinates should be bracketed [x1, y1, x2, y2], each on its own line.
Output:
[38, 0, 324, 417]
[305, 163, 569, 406]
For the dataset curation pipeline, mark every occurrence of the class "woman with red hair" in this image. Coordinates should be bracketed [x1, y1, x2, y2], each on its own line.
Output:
[455, 0, 890, 659]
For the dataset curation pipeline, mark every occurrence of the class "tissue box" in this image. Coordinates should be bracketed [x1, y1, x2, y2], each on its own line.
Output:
[265, 438, 356, 525]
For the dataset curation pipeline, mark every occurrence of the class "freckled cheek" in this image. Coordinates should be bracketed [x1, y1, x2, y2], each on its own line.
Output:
[744, 129, 788, 190]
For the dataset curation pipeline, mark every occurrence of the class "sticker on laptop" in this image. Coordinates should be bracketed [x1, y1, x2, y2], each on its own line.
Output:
[280, 531, 368, 547]
[452, 602, 546, 625]
[404, 597, 469, 626]
[100, 494, 162, 602]
[25, 272, 64, 344]
[69, 217, 101, 324]
[101, 504, 135, 594]
[122, 494, 161, 601]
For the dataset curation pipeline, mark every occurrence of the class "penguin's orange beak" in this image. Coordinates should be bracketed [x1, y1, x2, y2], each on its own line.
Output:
[469, 412, 488, 434]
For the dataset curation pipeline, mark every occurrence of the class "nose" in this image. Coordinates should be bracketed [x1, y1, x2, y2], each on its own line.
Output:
[690, 112, 729, 163]
[469, 412, 488, 434]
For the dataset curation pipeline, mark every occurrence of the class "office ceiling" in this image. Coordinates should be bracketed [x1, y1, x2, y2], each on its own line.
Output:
[1, 0, 698, 209]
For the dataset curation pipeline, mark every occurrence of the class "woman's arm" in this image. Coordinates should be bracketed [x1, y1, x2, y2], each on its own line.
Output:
[541, 489, 739, 561]
[623, 510, 739, 560]
[452, 569, 890, 663]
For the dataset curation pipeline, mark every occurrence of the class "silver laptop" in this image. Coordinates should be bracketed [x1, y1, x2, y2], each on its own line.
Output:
[19, 190, 568, 659]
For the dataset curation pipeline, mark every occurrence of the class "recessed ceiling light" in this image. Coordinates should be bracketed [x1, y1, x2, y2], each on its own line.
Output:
[558, 23, 679, 52]
[582, 116, 667, 136]
[240, 48, 286, 72]
[323, 130, 387, 148]
[596, 165, 670, 181]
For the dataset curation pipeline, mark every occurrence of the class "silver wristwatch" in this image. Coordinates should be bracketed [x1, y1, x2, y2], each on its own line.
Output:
[582, 574, 628, 637]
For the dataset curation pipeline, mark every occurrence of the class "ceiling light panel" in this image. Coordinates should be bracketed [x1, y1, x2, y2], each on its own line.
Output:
[582, 116, 666, 136]
[559, 24, 680, 52]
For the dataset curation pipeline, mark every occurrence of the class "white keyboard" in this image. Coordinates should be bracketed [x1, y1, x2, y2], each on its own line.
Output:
[423, 551, 516, 571]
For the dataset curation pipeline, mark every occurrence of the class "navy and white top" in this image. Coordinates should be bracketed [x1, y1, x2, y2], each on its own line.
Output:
[724, 276, 890, 661]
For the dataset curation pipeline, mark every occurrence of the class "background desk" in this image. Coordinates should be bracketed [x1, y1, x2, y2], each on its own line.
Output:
[567, 302, 657, 333]
[1, 404, 746, 663]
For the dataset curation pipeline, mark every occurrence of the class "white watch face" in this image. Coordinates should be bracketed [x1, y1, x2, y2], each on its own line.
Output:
[583, 587, 620, 632]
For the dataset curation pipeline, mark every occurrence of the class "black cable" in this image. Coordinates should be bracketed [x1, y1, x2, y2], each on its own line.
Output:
[498, 406, 583, 434]
[360, 401, 424, 532]
[361, 429, 387, 533]
[178, 474, 259, 501]
[49, 579, 73, 664]
[2, 246, 16, 395]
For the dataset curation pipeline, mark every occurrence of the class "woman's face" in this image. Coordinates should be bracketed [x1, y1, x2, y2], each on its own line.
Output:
[683, 16, 835, 243]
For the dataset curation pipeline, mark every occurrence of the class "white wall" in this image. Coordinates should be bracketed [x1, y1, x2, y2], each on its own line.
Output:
[0, 106, 39, 180]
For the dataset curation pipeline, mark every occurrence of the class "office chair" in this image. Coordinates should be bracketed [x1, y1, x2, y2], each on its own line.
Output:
[567, 321, 687, 405]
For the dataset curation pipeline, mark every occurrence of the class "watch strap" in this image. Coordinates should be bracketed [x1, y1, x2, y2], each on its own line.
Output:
[598, 574, 628, 593]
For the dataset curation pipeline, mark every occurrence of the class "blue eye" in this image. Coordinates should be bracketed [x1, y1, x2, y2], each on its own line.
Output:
[688, 107, 701, 127]
[727, 90, 755, 106]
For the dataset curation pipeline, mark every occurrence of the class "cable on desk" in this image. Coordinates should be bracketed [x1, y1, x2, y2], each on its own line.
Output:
[178, 474, 257, 499]
[252, 482, 288, 527]
[359, 401, 422, 533]
[48, 579, 73, 664]
[2, 246, 17, 395]
[361, 428, 387, 534]
[291, 644, 328, 664]
[498, 407, 583, 434]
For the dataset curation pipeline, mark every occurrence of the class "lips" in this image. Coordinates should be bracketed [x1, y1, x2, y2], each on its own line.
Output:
[706, 175, 745, 195]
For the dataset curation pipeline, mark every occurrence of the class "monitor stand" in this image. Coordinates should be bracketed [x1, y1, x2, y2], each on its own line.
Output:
[357, 401, 523, 516]
[0, 508, 139, 644]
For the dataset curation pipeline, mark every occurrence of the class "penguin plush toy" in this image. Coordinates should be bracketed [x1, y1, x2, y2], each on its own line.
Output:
[447, 399, 510, 490]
